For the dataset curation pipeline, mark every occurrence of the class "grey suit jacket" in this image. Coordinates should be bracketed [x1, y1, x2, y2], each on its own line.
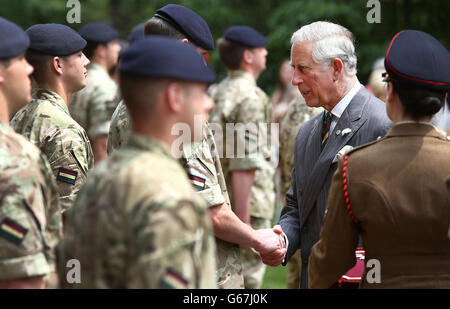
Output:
[278, 87, 392, 288]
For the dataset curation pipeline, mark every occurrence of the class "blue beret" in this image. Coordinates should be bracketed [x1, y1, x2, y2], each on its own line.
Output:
[0, 17, 29, 59]
[128, 23, 145, 43]
[117, 40, 129, 60]
[155, 4, 214, 50]
[120, 36, 215, 84]
[26, 24, 86, 56]
[79, 22, 118, 44]
[224, 26, 267, 47]
[385, 30, 450, 91]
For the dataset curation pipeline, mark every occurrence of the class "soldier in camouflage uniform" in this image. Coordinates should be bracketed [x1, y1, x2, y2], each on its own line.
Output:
[70, 22, 121, 163]
[278, 95, 323, 289]
[57, 37, 217, 288]
[11, 24, 94, 213]
[182, 122, 285, 288]
[0, 18, 62, 289]
[211, 26, 276, 289]
[108, 93, 130, 153]
[108, 5, 285, 289]
[107, 4, 215, 154]
[181, 124, 244, 288]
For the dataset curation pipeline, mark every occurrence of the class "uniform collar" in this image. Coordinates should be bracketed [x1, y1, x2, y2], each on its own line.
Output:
[228, 70, 256, 85]
[126, 133, 174, 158]
[87, 62, 109, 76]
[32, 88, 69, 115]
[387, 121, 448, 139]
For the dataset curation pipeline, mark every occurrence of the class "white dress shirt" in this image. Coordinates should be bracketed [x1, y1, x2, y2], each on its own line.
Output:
[329, 80, 362, 134]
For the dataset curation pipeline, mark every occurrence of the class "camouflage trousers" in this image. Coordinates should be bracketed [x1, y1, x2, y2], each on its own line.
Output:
[240, 216, 270, 289]
[287, 249, 302, 289]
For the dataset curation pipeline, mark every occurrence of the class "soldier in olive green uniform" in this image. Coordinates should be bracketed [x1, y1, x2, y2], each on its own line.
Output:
[211, 26, 276, 289]
[57, 37, 218, 288]
[70, 22, 121, 163]
[11, 24, 94, 213]
[0, 18, 62, 289]
[278, 95, 323, 288]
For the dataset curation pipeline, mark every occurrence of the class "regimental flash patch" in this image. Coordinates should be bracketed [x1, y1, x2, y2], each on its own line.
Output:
[244, 130, 257, 143]
[160, 269, 189, 289]
[0, 218, 28, 245]
[56, 167, 78, 185]
[188, 174, 206, 191]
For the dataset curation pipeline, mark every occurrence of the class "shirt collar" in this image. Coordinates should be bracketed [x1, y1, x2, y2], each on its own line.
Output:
[228, 70, 256, 85]
[330, 80, 362, 119]
[126, 133, 174, 159]
[88, 62, 104, 72]
[32, 88, 69, 115]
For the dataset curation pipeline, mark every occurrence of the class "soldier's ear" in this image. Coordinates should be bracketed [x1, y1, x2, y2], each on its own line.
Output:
[93, 44, 107, 61]
[52, 57, 64, 75]
[166, 82, 184, 113]
[386, 82, 395, 104]
[242, 49, 253, 65]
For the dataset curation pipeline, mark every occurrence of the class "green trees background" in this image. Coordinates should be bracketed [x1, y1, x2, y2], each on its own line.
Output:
[2, 0, 448, 94]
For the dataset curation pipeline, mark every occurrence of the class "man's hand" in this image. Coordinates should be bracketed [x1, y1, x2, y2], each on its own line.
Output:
[273, 225, 286, 248]
[254, 225, 286, 267]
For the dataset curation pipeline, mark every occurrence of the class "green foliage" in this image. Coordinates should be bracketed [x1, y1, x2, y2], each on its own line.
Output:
[262, 265, 287, 289]
[1, 0, 448, 95]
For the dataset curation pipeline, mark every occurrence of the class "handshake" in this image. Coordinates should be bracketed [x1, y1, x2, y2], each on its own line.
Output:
[253, 225, 287, 267]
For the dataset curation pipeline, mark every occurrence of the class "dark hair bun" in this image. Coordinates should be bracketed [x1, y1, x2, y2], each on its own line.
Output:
[416, 96, 443, 116]
[394, 82, 445, 119]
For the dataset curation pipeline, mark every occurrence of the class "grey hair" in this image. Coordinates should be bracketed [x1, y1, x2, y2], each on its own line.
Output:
[291, 21, 357, 75]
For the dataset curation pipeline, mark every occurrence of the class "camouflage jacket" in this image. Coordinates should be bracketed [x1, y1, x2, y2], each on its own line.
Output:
[211, 70, 275, 220]
[0, 121, 62, 281]
[278, 96, 323, 196]
[107, 99, 129, 154]
[180, 123, 244, 289]
[57, 133, 217, 288]
[11, 89, 94, 212]
[70, 63, 120, 140]
[108, 104, 244, 289]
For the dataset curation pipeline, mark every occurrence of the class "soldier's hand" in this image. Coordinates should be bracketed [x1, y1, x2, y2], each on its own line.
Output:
[254, 228, 286, 266]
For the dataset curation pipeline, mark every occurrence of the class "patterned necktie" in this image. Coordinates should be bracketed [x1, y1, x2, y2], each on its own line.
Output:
[321, 111, 333, 150]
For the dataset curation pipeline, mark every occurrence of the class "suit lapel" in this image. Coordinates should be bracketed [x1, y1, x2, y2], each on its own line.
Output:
[299, 88, 368, 226]
[303, 116, 322, 175]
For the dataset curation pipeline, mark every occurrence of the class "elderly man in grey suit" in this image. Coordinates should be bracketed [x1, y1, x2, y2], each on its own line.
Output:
[261, 21, 392, 288]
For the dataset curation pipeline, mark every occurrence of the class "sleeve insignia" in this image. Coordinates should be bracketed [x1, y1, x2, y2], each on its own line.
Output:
[188, 174, 206, 191]
[159, 268, 189, 289]
[56, 167, 78, 185]
[0, 218, 28, 245]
